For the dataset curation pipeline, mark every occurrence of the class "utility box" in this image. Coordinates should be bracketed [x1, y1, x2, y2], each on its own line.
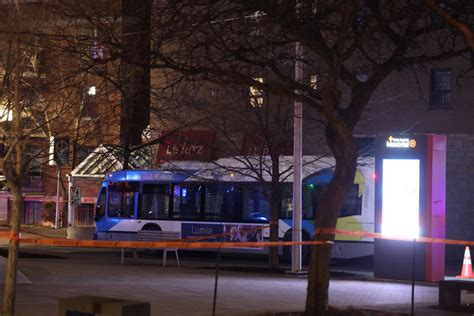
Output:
[59, 296, 150, 316]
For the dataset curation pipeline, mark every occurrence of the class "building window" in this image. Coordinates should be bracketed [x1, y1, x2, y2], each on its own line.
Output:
[24, 146, 43, 192]
[430, 69, 451, 109]
[250, 77, 264, 108]
[77, 204, 96, 227]
[310, 74, 318, 89]
[82, 90, 97, 118]
[88, 86, 96, 96]
[91, 41, 104, 61]
[23, 201, 43, 225]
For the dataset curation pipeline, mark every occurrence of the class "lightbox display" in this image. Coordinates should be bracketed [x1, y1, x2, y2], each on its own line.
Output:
[381, 159, 420, 238]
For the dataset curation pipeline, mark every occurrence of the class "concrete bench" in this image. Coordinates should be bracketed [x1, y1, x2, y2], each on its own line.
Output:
[121, 231, 180, 267]
[59, 295, 150, 316]
[439, 279, 474, 307]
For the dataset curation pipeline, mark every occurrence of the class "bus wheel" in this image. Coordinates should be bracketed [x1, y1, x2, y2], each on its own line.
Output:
[282, 230, 311, 265]
[141, 224, 162, 231]
[141, 224, 162, 256]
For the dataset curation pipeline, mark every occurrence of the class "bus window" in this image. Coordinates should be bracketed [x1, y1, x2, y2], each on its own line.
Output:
[242, 185, 269, 222]
[172, 184, 203, 220]
[204, 183, 242, 221]
[305, 184, 319, 219]
[95, 187, 106, 220]
[301, 183, 361, 218]
[107, 182, 137, 218]
[300, 183, 325, 220]
[279, 185, 293, 219]
[340, 184, 362, 217]
[139, 184, 170, 220]
[204, 184, 222, 220]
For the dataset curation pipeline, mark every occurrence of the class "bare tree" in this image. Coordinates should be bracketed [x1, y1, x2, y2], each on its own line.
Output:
[161, 78, 300, 269]
[150, 1, 472, 314]
[159, 76, 332, 269]
[0, 2, 110, 313]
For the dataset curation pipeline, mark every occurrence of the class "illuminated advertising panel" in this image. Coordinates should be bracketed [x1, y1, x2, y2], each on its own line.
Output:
[381, 159, 420, 238]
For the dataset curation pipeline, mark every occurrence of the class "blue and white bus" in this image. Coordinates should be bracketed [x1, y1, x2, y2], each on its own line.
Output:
[94, 157, 375, 261]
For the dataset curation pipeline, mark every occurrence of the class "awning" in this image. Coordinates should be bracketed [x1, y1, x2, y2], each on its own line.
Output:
[71, 144, 153, 178]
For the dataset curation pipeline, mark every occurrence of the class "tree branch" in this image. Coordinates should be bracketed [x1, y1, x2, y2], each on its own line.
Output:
[426, 0, 474, 51]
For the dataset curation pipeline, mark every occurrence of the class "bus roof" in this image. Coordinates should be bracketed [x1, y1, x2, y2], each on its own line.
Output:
[105, 170, 192, 183]
[101, 156, 374, 182]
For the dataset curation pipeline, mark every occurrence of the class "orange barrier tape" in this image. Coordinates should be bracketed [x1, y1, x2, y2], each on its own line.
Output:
[2, 227, 472, 250]
[0, 232, 16, 238]
[9, 232, 20, 241]
[0, 232, 21, 241]
[316, 228, 474, 246]
[17, 237, 332, 249]
[0, 232, 22, 242]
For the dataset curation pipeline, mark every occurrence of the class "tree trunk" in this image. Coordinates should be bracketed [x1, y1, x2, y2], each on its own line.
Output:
[59, 169, 68, 228]
[305, 125, 357, 315]
[119, 0, 152, 168]
[268, 154, 281, 270]
[3, 6, 25, 313]
[2, 187, 23, 316]
[268, 182, 281, 270]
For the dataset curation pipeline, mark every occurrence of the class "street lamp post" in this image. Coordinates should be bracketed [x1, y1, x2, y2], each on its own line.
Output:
[67, 174, 75, 226]
[54, 166, 60, 228]
[292, 40, 303, 272]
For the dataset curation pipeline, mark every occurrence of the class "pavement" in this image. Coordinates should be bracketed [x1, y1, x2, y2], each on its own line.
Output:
[0, 226, 470, 315]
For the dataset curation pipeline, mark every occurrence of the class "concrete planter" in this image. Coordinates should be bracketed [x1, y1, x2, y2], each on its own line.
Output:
[67, 226, 95, 240]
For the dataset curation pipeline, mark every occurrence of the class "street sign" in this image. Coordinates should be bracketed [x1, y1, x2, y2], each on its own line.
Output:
[54, 138, 70, 165]
[70, 186, 81, 206]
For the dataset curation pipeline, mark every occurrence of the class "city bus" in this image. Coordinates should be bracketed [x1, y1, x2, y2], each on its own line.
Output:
[94, 156, 375, 261]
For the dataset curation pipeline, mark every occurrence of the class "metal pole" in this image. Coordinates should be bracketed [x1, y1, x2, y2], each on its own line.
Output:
[67, 174, 73, 226]
[292, 40, 303, 272]
[54, 166, 60, 228]
[212, 228, 224, 316]
[411, 238, 416, 316]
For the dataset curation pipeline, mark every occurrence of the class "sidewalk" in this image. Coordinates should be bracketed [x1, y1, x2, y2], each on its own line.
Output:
[0, 225, 68, 239]
[0, 226, 470, 315]
[0, 252, 472, 316]
[21, 225, 68, 239]
[0, 250, 469, 316]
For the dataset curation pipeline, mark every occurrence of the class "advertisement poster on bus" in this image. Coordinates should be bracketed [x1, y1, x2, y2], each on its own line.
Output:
[181, 223, 223, 242]
[223, 224, 263, 245]
[181, 223, 263, 248]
